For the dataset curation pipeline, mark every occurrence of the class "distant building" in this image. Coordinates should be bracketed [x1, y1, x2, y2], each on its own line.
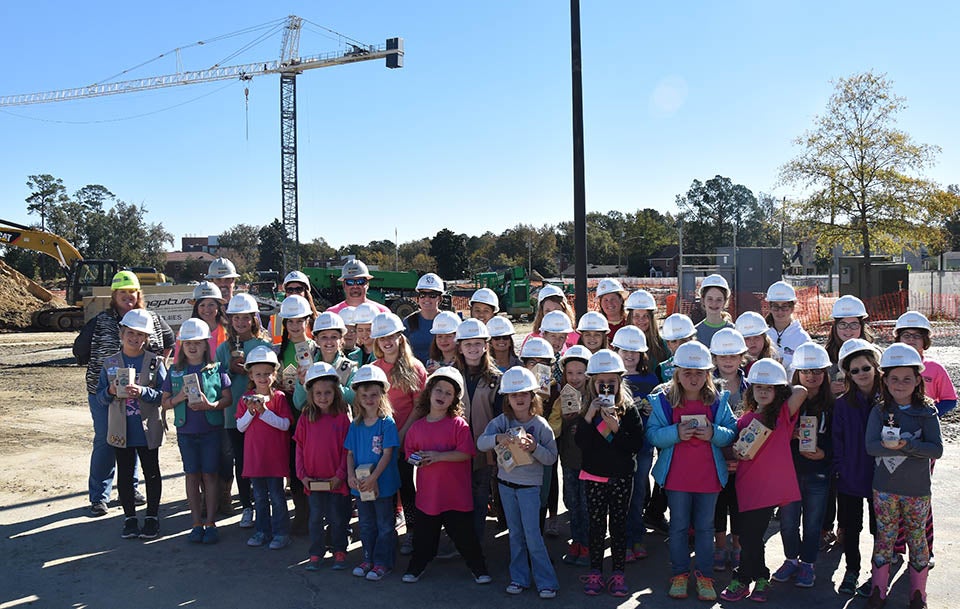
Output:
[181, 235, 221, 255]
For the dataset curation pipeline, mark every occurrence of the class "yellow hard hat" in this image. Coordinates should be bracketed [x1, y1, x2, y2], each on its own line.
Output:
[111, 270, 141, 291]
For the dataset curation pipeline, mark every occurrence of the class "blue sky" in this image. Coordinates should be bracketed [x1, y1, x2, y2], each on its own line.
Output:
[1, 1, 957, 250]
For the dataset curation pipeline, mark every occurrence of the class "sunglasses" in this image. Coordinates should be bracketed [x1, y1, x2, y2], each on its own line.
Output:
[417, 292, 440, 299]
[799, 369, 825, 375]
[491, 336, 512, 341]
[344, 278, 368, 286]
[285, 285, 305, 294]
[849, 365, 872, 375]
[835, 321, 862, 331]
[770, 303, 794, 311]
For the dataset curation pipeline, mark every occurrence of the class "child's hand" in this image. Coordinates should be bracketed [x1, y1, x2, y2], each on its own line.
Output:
[890, 439, 907, 450]
[357, 476, 376, 493]
[230, 357, 245, 375]
[418, 451, 437, 466]
[517, 436, 536, 453]
[600, 409, 620, 433]
[347, 475, 358, 490]
[124, 384, 142, 399]
[300, 477, 312, 488]
[562, 411, 579, 421]
[677, 421, 696, 441]
[297, 367, 307, 384]
[693, 423, 713, 441]
[329, 476, 342, 490]
[800, 448, 825, 461]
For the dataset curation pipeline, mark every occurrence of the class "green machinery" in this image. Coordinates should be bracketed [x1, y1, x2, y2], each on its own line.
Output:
[300, 266, 450, 318]
[473, 266, 533, 319]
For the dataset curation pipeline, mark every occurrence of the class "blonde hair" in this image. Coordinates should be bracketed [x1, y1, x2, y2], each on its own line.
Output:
[352, 382, 393, 423]
[302, 377, 349, 422]
[531, 296, 574, 333]
[584, 373, 633, 417]
[503, 391, 544, 420]
[373, 334, 424, 393]
[666, 371, 720, 407]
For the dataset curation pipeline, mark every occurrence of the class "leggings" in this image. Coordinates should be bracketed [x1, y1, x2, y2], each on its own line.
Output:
[894, 461, 935, 556]
[837, 492, 876, 574]
[227, 428, 253, 509]
[733, 506, 775, 584]
[873, 490, 930, 570]
[115, 446, 161, 518]
[586, 475, 633, 573]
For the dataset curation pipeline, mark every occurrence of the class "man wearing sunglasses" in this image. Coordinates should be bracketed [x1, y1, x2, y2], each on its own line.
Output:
[327, 259, 391, 316]
[402, 273, 446, 364]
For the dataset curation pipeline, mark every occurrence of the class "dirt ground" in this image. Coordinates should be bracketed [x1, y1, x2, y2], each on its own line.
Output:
[1, 331, 959, 609]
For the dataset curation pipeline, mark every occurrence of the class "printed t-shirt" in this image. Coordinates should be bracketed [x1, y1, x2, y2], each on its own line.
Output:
[404, 415, 476, 515]
[294, 411, 351, 496]
[237, 390, 291, 477]
[344, 415, 401, 498]
[664, 399, 721, 493]
[735, 401, 800, 511]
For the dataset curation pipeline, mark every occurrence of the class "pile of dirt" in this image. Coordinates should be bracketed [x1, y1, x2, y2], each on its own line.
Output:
[0, 260, 65, 331]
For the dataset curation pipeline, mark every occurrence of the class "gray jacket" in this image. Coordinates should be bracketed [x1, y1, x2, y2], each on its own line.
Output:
[865, 400, 942, 497]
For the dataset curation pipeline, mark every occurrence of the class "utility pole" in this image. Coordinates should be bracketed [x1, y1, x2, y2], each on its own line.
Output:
[570, 0, 587, 320]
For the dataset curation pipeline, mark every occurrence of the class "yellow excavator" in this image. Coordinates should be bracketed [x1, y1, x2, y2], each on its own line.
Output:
[0, 218, 120, 330]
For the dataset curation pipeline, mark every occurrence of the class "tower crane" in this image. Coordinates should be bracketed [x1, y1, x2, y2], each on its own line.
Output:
[0, 15, 404, 272]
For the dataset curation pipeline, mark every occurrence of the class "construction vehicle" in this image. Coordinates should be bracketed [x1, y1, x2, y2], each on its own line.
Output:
[300, 266, 451, 318]
[128, 266, 169, 286]
[473, 266, 534, 319]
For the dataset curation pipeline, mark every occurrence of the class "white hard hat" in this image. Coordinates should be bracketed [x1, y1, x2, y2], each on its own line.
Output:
[205, 257, 240, 280]
[283, 270, 310, 289]
[537, 284, 565, 305]
[709, 328, 747, 356]
[312, 311, 347, 335]
[178, 318, 211, 342]
[244, 345, 280, 370]
[339, 306, 357, 326]
[486, 316, 515, 337]
[879, 343, 924, 372]
[416, 273, 444, 293]
[119, 309, 153, 334]
[428, 366, 465, 397]
[673, 341, 714, 370]
[596, 278, 627, 298]
[832, 295, 868, 319]
[700, 274, 730, 296]
[340, 259, 373, 280]
[895, 311, 933, 333]
[352, 302, 380, 325]
[791, 342, 831, 370]
[838, 338, 882, 366]
[351, 364, 390, 391]
[735, 311, 768, 338]
[456, 318, 490, 341]
[192, 281, 222, 302]
[430, 310, 462, 335]
[766, 281, 797, 302]
[661, 313, 696, 341]
[586, 349, 627, 375]
[370, 312, 404, 339]
[304, 361, 338, 386]
[499, 366, 540, 394]
[611, 326, 648, 352]
[469, 288, 500, 313]
[559, 344, 592, 365]
[226, 293, 259, 315]
[746, 358, 788, 385]
[541, 310, 574, 334]
[577, 311, 610, 333]
[625, 289, 656, 311]
[278, 295, 312, 319]
[520, 337, 555, 360]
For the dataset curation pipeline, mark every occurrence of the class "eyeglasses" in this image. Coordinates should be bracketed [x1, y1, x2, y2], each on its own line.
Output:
[417, 292, 440, 299]
[769, 303, 794, 311]
[835, 321, 862, 331]
[848, 365, 872, 375]
[799, 369, 825, 376]
[899, 331, 924, 340]
[344, 278, 367, 287]
[285, 285, 305, 294]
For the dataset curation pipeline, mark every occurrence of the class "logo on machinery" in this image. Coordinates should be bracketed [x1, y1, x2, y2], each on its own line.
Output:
[0, 230, 21, 244]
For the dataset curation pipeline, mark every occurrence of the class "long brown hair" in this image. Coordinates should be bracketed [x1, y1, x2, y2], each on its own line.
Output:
[791, 368, 834, 418]
[413, 376, 464, 419]
[531, 296, 575, 333]
[503, 391, 543, 420]
[743, 384, 792, 429]
[841, 350, 882, 400]
[633, 310, 670, 365]
[227, 312, 268, 342]
[826, 320, 876, 363]
[880, 366, 929, 415]
[302, 376, 349, 422]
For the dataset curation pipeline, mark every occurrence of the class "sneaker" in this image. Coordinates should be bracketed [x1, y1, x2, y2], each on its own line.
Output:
[140, 517, 160, 539]
[668, 573, 689, 599]
[395, 510, 405, 530]
[352, 562, 372, 577]
[730, 548, 742, 571]
[713, 549, 727, 572]
[365, 565, 389, 581]
[928, 556, 935, 570]
[581, 570, 604, 595]
[121, 517, 140, 539]
[795, 562, 815, 588]
[474, 573, 492, 585]
[544, 518, 560, 538]
[748, 577, 770, 602]
[538, 589, 557, 599]
[563, 542, 582, 565]
[90, 501, 109, 517]
[186, 525, 205, 543]
[644, 514, 670, 535]
[268, 535, 291, 550]
[772, 559, 799, 582]
[819, 530, 837, 551]
[202, 526, 219, 545]
[247, 531, 268, 547]
[720, 579, 750, 602]
[134, 489, 147, 506]
[631, 543, 648, 560]
[306, 556, 322, 571]
[838, 571, 859, 595]
[608, 571, 628, 597]
[332, 551, 347, 570]
[625, 548, 636, 563]
[402, 572, 421, 583]
[400, 538, 414, 556]
[856, 578, 873, 598]
[575, 544, 591, 567]
[239, 507, 254, 529]
[695, 571, 717, 602]
[505, 582, 525, 595]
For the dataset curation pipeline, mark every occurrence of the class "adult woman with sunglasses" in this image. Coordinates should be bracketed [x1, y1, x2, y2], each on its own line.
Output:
[402, 273, 446, 366]
[327, 259, 391, 315]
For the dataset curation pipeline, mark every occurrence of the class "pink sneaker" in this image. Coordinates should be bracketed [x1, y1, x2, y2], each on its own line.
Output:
[608, 571, 628, 597]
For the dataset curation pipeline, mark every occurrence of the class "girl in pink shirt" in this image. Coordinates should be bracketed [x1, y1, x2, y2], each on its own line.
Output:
[401, 367, 491, 584]
[295, 362, 352, 571]
[721, 358, 806, 603]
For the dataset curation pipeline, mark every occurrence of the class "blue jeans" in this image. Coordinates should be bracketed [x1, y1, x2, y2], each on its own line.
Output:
[88, 394, 139, 504]
[308, 491, 351, 557]
[779, 471, 830, 563]
[667, 489, 719, 575]
[561, 467, 588, 545]
[357, 494, 397, 569]
[626, 451, 654, 547]
[251, 477, 289, 538]
[498, 482, 559, 592]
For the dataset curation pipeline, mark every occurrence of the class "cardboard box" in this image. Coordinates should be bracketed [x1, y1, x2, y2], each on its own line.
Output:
[113, 367, 135, 398]
[533, 363, 552, 393]
[281, 364, 298, 392]
[559, 384, 583, 415]
[494, 443, 518, 472]
[798, 415, 818, 453]
[501, 427, 533, 465]
[681, 414, 708, 429]
[308, 479, 332, 492]
[732, 418, 772, 460]
[295, 341, 314, 368]
[355, 465, 379, 501]
[183, 373, 203, 405]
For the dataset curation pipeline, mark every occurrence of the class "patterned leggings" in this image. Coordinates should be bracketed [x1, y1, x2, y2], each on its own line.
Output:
[586, 476, 633, 573]
[872, 490, 930, 570]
